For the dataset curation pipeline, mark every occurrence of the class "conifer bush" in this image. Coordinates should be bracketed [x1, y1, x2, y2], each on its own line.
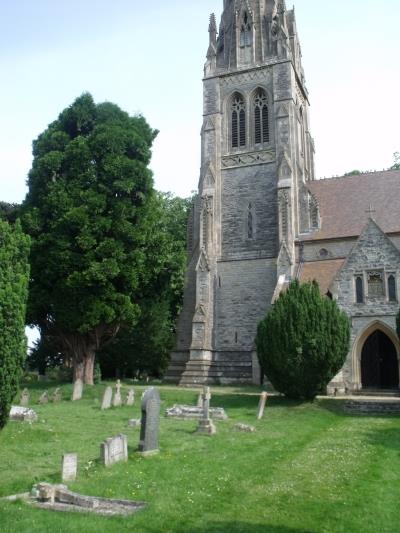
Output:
[0, 220, 30, 429]
[256, 280, 350, 400]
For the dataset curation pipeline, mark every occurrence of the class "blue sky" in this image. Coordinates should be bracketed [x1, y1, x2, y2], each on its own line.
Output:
[1, 0, 400, 205]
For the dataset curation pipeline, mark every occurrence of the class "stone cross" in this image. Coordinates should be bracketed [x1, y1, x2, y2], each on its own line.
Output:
[61, 453, 77, 482]
[20, 388, 29, 406]
[138, 387, 160, 456]
[101, 386, 113, 410]
[100, 434, 128, 467]
[196, 386, 216, 435]
[126, 388, 135, 406]
[71, 379, 83, 401]
[113, 380, 122, 407]
[52, 388, 62, 403]
[256, 391, 268, 420]
[38, 391, 49, 405]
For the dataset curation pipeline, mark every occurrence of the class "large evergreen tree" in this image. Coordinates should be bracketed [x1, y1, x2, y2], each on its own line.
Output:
[256, 280, 350, 400]
[98, 192, 191, 378]
[0, 220, 30, 429]
[22, 93, 158, 384]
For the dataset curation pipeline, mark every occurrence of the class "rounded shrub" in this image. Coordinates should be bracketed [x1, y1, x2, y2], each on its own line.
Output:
[256, 280, 350, 400]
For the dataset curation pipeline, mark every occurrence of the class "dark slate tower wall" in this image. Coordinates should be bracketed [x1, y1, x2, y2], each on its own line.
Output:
[166, 0, 316, 385]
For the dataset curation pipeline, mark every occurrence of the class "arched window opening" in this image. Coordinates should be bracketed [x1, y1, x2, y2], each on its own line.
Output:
[254, 89, 269, 145]
[240, 12, 252, 47]
[231, 93, 246, 149]
[388, 275, 397, 302]
[355, 276, 364, 304]
[247, 203, 254, 239]
[368, 271, 384, 298]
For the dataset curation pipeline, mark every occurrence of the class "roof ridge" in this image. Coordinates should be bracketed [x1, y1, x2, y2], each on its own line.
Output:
[315, 168, 400, 182]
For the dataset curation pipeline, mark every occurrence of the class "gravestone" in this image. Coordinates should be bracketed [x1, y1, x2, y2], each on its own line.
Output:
[196, 392, 203, 408]
[196, 386, 216, 435]
[126, 388, 135, 406]
[100, 434, 128, 467]
[138, 387, 160, 456]
[9, 406, 38, 423]
[61, 454, 78, 482]
[71, 379, 83, 401]
[101, 386, 113, 410]
[20, 388, 29, 406]
[234, 423, 256, 433]
[257, 392, 268, 420]
[52, 388, 62, 403]
[112, 380, 122, 407]
[128, 418, 141, 428]
[38, 391, 49, 405]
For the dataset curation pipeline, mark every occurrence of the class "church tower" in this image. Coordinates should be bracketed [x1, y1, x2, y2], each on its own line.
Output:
[166, 0, 316, 385]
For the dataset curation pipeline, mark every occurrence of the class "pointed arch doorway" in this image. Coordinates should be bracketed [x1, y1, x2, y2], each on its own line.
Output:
[361, 330, 399, 390]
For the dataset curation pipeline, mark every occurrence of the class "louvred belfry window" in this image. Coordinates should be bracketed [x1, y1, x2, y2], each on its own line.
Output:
[231, 93, 246, 149]
[254, 89, 269, 145]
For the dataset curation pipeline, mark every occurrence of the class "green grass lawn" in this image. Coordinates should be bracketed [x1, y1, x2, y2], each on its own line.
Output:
[1, 382, 399, 533]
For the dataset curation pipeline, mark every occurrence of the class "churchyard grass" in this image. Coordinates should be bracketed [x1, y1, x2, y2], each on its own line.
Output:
[0, 383, 399, 533]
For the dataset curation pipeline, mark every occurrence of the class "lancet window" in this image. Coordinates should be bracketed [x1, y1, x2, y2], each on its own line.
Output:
[240, 12, 252, 47]
[253, 89, 269, 145]
[388, 274, 397, 302]
[355, 276, 364, 304]
[247, 203, 254, 239]
[231, 93, 246, 149]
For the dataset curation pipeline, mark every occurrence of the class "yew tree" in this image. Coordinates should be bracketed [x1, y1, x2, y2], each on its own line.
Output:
[0, 220, 30, 429]
[256, 280, 350, 400]
[23, 94, 158, 384]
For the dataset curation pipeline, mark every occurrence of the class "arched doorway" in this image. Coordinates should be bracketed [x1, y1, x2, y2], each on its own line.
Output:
[361, 330, 399, 390]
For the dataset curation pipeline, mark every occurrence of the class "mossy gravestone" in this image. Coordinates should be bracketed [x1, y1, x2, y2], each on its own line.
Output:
[138, 388, 160, 456]
[101, 386, 113, 410]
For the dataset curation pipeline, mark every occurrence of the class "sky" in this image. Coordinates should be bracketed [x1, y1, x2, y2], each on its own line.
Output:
[1, 0, 400, 206]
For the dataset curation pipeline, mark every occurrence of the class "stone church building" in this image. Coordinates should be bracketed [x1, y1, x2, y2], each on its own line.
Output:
[165, 0, 400, 394]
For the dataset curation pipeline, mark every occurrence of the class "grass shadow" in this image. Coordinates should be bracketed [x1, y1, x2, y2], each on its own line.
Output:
[147, 522, 315, 533]
[366, 426, 400, 452]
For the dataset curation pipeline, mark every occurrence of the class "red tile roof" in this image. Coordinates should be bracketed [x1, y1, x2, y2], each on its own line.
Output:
[301, 170, 400, 241]
[299, 259, 345, 294]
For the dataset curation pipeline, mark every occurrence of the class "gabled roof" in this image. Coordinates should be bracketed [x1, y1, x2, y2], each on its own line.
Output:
[301, 170, 400, 241]
[299, 259, 345, 294]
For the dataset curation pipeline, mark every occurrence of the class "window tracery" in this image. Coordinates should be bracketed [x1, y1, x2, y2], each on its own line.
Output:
[240, 12, 252, 47]
[253, 89, 269, 145]
[231, 93, 246, 149]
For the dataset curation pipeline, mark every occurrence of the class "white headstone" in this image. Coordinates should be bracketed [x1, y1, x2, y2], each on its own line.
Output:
[61, 453, 78, 482]
[101, 386, 113, 410]
[100, 434, 128, 466]
[125, 388, 135, 406]
[71, 379, 83, 401]
[113, 380, 122, 407]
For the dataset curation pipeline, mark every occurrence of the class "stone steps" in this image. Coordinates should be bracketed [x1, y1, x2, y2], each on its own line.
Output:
[352, 390, 400, 398]
[344, 400, 400, 415]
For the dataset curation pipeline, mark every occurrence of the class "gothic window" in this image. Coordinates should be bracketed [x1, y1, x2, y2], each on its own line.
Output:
[231, 93, 246, 149]
[253, 89, 269, 145]
[355, 276, 364, 303]
[247, 203, 254, 239]
[388, 275, 397, 302]
[240, 12, 252, 47]
[367, 271, 384, 298]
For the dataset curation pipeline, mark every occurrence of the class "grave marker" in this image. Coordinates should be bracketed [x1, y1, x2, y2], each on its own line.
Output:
[38, 391, 49, 405]
[196, 386, 216, 435]
[126, 388, 135, 406]
[61, 453, 78, 482]
[257, 392, 268, 420]
[71, 379, 83, 401]
[138, 387, 160, 456]
[100, 434, 128, 467]
[52, 388, 62, 403]
[20, 388, 29, 406]
[101, 386, 113, 410]
[112, 380, 122, 407]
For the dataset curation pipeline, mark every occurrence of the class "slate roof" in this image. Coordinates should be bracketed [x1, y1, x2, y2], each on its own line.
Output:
[299, 259, 345, 294]
[301, 170, 400, 241]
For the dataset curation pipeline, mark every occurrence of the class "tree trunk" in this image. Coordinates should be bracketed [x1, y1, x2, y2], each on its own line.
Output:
[83, 349, 96, 385]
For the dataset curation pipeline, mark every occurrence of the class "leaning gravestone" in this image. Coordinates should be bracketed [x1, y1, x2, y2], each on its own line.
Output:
[257, 391, 268, 420]
[52, 388, 62, 403]
[112, 380, 122, 407]
[101, 386, 113, 410]
[38, 391, 49, 405]
[100, 434, 128, 467]
[71, 379, 83, 401]
[138, 387, 160, 456]
[20, 389, 29, 406]
[61, 453, 78, 482]
[126, 388, 135, 406]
